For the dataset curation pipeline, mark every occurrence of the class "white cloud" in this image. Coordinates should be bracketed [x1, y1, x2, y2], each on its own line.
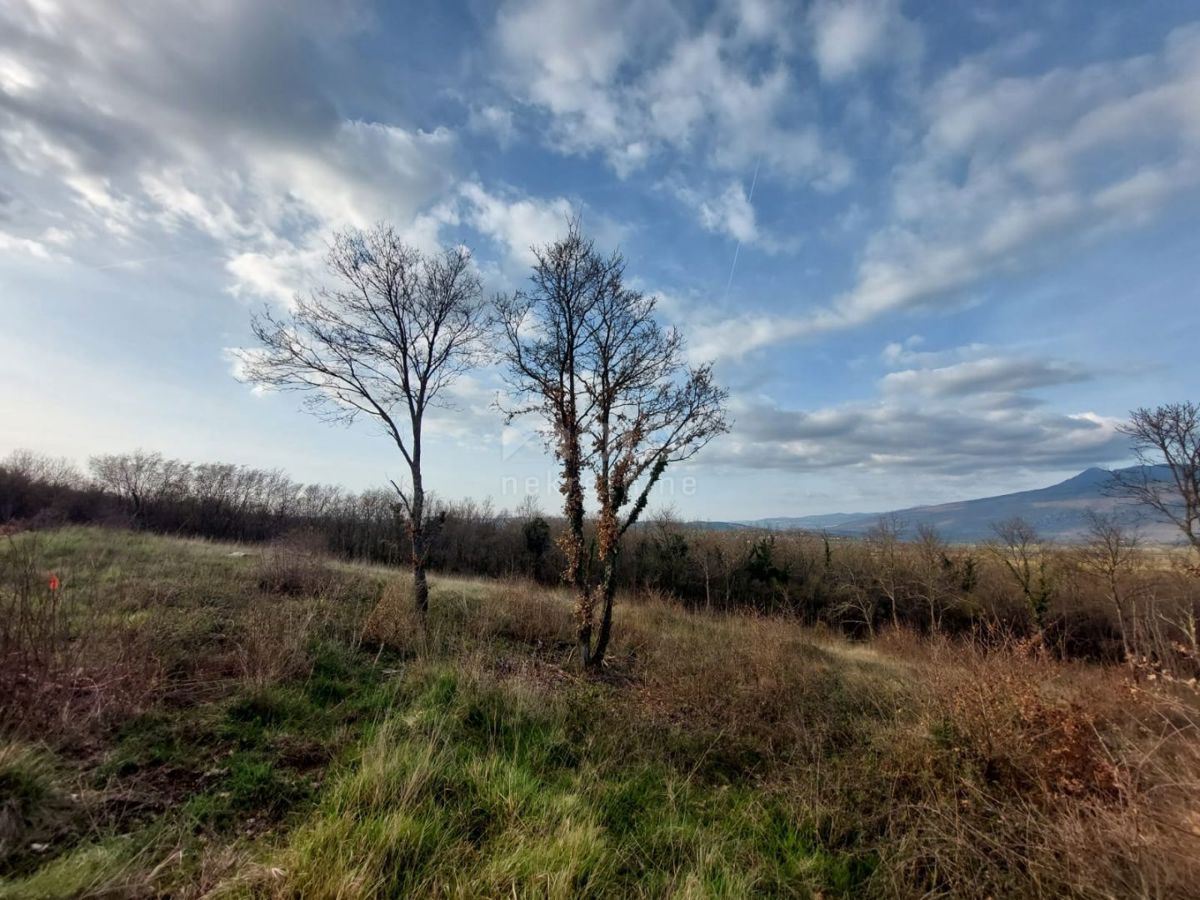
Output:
[225, 248, 323, 306]
[495, 0, 633, 150]
[704, 182, 758, 244]
[458, 182, 575, 267]
[879, 356, 1089, 399]
[492, 0, 850, 188]
[715, 398, 1125, 475]
[684, 180, 759, 244]
[688, 314, 783, 365]
[669, 176, 807, 254]
[733, 0, 786, 43]
[880, 336, 990, 369]
[222, 346, 271, 395]
[467, 104, 516, 146]
[0, 230, 53, 259]
[809, 0, 921, 82]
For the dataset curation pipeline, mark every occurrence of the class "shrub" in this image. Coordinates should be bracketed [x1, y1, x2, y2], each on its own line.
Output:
[363, 579, 425, 653]
[234, 601, 319, 690]
[256, 531, 334, 597]
[923, 641, 1120, 798]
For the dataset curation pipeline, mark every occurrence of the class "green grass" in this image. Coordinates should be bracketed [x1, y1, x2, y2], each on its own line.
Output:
[0, 833, 149, 900]
[0, 746, 78, 881]
[271, 666, 871, 898]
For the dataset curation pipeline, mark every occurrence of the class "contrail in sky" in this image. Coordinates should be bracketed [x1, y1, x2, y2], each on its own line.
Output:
[722, 157, 761, 303]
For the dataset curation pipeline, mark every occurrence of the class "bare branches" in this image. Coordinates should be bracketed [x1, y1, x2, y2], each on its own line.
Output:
[1113, 402, 1200, 554]
[1079, 511, 1142, 662]
[494, 219, 620, 437]
[236, 226, 487, 464]
[235, 224, 487, 613]
[496, 219, 729, 668]
[989, 517, 1056, 633]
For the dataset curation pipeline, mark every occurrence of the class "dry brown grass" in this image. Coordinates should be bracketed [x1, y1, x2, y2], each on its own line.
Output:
[614, 602, 902, 751]
[850, 636, 1200, 897]
[361, 577, 425, 653]
[467, 580, 575, 648]
[570, 599, 1200, 897]
[234, 600, 322, 690]
[0, 534, 164, 737]
[256, 531, 337, 598]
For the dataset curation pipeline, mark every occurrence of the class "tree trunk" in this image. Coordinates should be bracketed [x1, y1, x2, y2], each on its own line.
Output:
[410, 474, 429, 615]
[1110, 574, 1131, 665]
[412, 540, 429, 614]
[560, 423, 592, 666]
[589, 554, 619, 669]
[576, 585, 594, 666]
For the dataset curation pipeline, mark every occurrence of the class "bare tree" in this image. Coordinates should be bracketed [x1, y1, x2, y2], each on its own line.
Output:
[3, 450, 83, 489]
[865, 514, 907, 629]
[913, 523, 953, 632]
[235, 225, 487, 613]
[89, 450, 189, 524]
[1079, 511, 1141, 663]
[833, 563, 880, 639]
[1114, 402, 1200, 557]
[693, 529, 731, 613]
[497, 222, 616, 655]
[498, 222, 728, 668]
[580, 289, 727, 666]
[989, 517, 1056, 636]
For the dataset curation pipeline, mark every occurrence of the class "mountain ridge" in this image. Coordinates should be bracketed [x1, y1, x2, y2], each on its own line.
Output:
[722, 465, 1181, 543]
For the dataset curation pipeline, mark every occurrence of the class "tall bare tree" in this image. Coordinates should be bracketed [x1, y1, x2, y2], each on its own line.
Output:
[1114, 402, 1200, 557]
[498, 222, 728, 668]
[235, 225, 486, 613]
[496, 223, 617, 634]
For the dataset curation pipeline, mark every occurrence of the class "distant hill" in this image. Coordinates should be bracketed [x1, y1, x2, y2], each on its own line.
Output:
[727, 466, 1182, 544]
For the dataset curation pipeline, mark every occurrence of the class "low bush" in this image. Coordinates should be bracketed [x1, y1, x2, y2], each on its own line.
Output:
[256, 531, 335, 598]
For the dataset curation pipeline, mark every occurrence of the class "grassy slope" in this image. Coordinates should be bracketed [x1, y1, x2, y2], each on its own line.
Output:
[1, 527, 1198, 898]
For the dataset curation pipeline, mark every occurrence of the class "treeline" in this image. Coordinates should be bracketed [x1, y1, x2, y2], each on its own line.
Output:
[2, 449, 408, 560]
[3, 448, 1198, 674]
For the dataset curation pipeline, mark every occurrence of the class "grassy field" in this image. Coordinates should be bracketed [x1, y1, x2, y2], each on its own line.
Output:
[1, 528, 1198, 898]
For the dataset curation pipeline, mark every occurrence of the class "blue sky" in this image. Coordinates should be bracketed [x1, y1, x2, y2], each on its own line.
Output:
[1, 0, 1198, 519]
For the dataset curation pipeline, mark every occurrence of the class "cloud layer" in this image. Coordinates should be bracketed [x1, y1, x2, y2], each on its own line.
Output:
[712, 342, 1125, 477]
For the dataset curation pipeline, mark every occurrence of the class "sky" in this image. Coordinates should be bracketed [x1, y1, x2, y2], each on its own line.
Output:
[1, 0, 1198, 520]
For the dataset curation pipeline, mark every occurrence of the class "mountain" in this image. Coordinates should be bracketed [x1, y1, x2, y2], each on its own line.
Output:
[733, 466, 1181, 543]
